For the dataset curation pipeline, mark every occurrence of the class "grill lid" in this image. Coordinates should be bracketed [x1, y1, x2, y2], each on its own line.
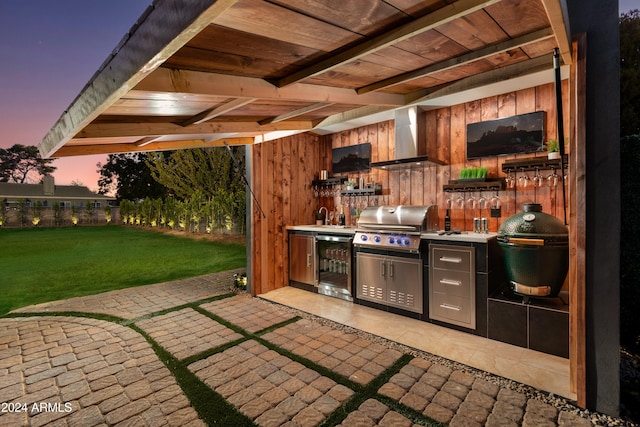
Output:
[498, 203, 568, 243]
[357, 205, 438, 232]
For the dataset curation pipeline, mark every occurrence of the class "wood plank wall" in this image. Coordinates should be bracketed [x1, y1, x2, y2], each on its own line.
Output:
[250, 82, 571, 295]
[324, 82, 571, 232]
[250, 132, 326, 295]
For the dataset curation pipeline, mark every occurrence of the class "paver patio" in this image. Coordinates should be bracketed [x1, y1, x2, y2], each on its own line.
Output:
[1, 270, 600, 426]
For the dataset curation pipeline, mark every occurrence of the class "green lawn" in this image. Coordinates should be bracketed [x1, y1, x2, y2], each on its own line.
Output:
[0, 226, 246, 316]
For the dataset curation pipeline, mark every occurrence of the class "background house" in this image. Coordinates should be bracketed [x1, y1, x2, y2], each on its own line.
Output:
[0, 175, 116, 226]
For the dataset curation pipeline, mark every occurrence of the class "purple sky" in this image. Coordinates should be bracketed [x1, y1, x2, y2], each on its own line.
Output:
[621, 0, 640, 13]
[0, 1, 150, 191]
[0, 1, 636, 192]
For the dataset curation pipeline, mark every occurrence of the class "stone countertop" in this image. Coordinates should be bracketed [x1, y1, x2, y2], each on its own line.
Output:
[286, 225, 357, 235]
[287, 225, 497, 243]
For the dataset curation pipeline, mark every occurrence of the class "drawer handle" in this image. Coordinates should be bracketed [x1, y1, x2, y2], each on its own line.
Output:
[440, 303, 462, 311]
[440, 279, 461, 286]
[440, 256, 462, 264]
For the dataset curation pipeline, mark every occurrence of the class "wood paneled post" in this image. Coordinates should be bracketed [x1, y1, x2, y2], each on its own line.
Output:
[569, 33, 587, 409]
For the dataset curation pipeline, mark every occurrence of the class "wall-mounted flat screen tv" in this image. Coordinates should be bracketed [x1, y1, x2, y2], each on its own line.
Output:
[466, 111, 545, 159]
[332, 143, 371, 174]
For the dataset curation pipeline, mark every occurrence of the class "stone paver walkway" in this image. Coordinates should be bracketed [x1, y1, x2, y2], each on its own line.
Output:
[0, 270, 604, 426]
[136, 308, 243, 361]
[189, 339, 354, 426]
[262, 319, 403, 386]
[13, 270, 244, 320]
[0, 316, 201, 427]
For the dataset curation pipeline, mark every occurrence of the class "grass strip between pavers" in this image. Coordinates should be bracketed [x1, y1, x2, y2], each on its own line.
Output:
[127, 323, 258, 427]
[254, 316, 302, 336]
[4, 310, 257, 426]
[4, 301, 446, 427]
[181, 336, 249, 366]
[317, 353, 410, 427]
[181, 315, 302, 366]
[123, 292, 237, 325]
[2, 311, 126, 324]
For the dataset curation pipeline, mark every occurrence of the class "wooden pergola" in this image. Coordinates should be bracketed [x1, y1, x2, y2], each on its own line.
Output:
[39, 0, 571, 158]
[37, 0, 620, 415]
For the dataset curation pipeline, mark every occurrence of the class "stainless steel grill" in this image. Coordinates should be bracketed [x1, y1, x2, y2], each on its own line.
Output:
[354, 205, 438, 315]
[354, 205, 438, 252]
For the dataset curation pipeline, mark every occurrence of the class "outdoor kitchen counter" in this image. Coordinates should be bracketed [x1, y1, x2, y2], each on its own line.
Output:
[287, 225, 357, 236]
[286, 226, 497, 242]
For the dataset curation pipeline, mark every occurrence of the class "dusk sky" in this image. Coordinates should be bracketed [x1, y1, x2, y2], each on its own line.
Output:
[0, 1, 150, 192]
[0, 1, 637, 193]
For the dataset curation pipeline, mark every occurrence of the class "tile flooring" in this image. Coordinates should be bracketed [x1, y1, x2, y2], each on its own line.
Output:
[259, 286, 575, 402]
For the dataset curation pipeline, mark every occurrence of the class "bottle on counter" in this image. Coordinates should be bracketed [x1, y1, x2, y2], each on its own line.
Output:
[338, 206, 346, 226]
[444, 208, 451, 231]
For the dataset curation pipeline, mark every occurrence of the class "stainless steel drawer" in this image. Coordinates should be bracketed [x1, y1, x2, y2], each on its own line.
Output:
[430, 293, 475, 328]
[431, 269, 472, 298]
[429, 244, 476, 330]
[431, 245, 472, 272]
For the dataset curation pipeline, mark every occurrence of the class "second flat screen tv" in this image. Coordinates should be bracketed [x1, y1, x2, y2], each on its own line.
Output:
[332, 143, 371, 174]
[466, 111, 545, 159]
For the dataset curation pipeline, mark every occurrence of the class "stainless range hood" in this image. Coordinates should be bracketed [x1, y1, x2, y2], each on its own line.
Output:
[370, 107, 445, 170]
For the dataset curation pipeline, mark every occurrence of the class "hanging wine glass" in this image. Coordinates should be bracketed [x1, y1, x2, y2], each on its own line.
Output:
[518, 168, 530, 188]
[490, 193, 500, 209]
[478, 192, 488, 209]
[533, 167, 543, 188]
[547, 167, 559, 188]
[505, 170, 516, 189]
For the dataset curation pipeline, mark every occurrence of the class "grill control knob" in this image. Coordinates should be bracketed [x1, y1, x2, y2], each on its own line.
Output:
[402, 237, 411, 246]
[387, 236, 395, 244]
[360, 234, 368, 241]
[373, 235, 381, 243]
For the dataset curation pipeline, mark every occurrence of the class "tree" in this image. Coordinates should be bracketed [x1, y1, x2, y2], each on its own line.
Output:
[0, 144, 56, 183]
[97, 152, 170, 201]
[621, 9, 640, 137]
[146, 147, 247, 230]
[146, 147, 245, 200]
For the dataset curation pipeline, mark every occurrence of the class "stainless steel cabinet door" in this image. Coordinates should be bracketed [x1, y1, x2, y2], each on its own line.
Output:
[356, 252, 386, 303]
[289, 234, 316, 285]
[386, 257, 423, 313]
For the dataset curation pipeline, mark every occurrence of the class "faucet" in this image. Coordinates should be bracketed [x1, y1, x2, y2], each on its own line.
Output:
[318, 206, 328, 225]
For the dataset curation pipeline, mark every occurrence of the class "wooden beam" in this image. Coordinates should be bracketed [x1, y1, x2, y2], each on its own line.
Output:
[39, 0, 239, 158]
[357, 28, 554, 94]
[136, 68, 405, 107]
[259, 102, 334, 125]
[312, 105, 395, 129]
[407, 54, 553, 104]
[179, 97, 257, 126]
[52, 137, 253, 157]
[540, 0, 572, 65]
[273, 0, 501, 88]
[77, 120, 314, 139]
[134, 136, 161, 147]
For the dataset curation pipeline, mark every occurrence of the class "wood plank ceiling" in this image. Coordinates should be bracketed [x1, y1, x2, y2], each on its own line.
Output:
[38, 0, 571, 158]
